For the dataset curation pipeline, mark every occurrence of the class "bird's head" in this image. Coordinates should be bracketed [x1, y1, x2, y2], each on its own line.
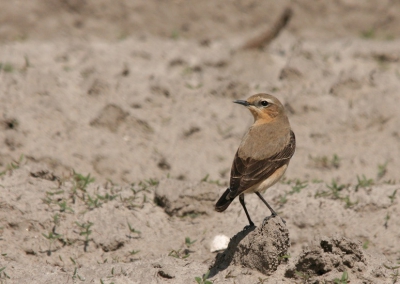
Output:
[234, 93, 286, 124]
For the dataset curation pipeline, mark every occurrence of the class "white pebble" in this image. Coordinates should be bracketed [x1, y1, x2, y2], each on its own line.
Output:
[210, 234, 230, 252]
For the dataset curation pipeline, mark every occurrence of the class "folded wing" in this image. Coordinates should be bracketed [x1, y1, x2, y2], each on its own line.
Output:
[228, 130, 296, 199]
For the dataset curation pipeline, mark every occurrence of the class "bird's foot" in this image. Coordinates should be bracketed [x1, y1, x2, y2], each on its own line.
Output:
[262, 215, 274, 227]
[243, 222, 255, 231]
[262, 214, 286, 227]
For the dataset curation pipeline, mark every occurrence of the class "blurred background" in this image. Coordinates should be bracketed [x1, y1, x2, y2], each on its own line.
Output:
[1, 0, 400, 42]
[1, 0, 400, 185]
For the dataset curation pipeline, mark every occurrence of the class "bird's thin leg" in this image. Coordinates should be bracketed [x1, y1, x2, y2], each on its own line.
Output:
[239, 194, 254, 228]
[255, 192, 277, 216]
[255, 192, 286, 224]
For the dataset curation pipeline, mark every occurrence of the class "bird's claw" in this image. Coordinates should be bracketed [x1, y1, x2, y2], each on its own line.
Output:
[243, 222, 255, 231]
[262, 214, 286, 227]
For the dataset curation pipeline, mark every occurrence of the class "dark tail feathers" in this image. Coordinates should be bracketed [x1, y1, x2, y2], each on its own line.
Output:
[215, 188, 234, 212]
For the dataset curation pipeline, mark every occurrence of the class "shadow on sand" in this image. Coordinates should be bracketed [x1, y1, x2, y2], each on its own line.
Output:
[209, 225, 256, 278]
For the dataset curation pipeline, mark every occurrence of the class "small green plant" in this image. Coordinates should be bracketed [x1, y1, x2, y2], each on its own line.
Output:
[201, 174, 209, 182]
[388, 189, 398, 204]
[75, 221, 94, 252]
[97, 192, 117, 202]
[170, 30, 180, 40]
[0, 266, 10, 279]
[361, 28, 375, 39]
[333, 270, 349, 283]
[183, 212, 204, 219]
[145, 178, 159, 187]
[127, 222, 141, 238]
[72, 267, 85, 281]
[315, 179, 347, 199]
[23, 55, 31, 70]
[289, 179, 308, 194]
[86, 194, 102, 210]
[0, 154, 25, 176]
[58, 200, 74, 213]
[52, 214, 60, 230]
[383, 263, 400, 283]
[280, 178, 308, 195]
[225, 270, 235, 278]
[279, 254, 291, 261]
[355, 175, 374, 191]
[257, 277, 268, 283]
[123, 197, 144, 210]
[327, 179, 347, 197]
[181, 66, 194, 76]
[129, 250, 140, 255]
[200, 174, 225, 186]
[45, 189, 65, 197]
[278, 194, 288, 205]
[0, 62, 14, 73]
[342, 195, 358, 209]
[362, 240, 369, 249]
[185, 237, 196, 248]
[278, 179, 308, 209]
[309, 154, 340, 169]
[185, 82, 203, 90]
[384, 212, 391, 229]
[295, 271, 310, 282]
[168, 249, 189, 259]
[195, 270, 212, 284]
[74, 171, 95, 191]
[384, 179, 397, 185]
[42, 231, 62, 256]
[377, 162, 388, 179]
[315, 180, 357, 208]
[69, 171, 95, 203]
[70, 257, 77, 265]
[130, 179, 158, 195]
[42, 196, 53, 206]
[331, 154, 341, 168]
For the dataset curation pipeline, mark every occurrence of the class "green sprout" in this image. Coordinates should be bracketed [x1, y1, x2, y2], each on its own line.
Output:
[195, 270, 212, 284]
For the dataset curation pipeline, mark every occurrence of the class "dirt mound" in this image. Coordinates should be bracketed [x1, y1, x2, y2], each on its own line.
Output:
[154, 178, 219, 217]
[213, 217, 289, 275]
[285, 235, 383, 282]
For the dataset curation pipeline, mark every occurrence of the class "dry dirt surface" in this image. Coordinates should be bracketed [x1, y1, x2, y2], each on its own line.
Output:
[1, 1, 400, 283]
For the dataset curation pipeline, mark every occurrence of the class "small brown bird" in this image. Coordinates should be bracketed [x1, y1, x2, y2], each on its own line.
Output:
[215, 93, 296, 227]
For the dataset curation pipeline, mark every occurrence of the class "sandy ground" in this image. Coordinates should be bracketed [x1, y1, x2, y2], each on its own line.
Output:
[1, 1, 400, 283]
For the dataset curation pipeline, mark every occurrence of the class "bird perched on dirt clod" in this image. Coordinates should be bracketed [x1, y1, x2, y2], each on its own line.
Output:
[215, 93, 296, 227]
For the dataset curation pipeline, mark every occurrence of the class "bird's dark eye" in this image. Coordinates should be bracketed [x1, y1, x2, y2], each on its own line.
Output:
[260, 100, 269, 107]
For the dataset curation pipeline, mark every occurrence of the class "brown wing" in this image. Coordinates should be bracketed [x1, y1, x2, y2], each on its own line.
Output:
[227, 130, 295, 199]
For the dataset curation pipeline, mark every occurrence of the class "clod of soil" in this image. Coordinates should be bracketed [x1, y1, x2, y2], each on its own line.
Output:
[285, 235, 390, 282]
[90, 104, 128, 133]
[212, 217, 289, 276]
[286, 235, 365, 277]
[154, 179, 219, 217]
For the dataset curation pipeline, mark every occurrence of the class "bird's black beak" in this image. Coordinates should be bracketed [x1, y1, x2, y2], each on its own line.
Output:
[233, 100, 249, 106]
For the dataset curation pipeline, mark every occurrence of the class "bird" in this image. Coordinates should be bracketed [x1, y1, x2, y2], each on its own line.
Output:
[215, 93, 296, 227]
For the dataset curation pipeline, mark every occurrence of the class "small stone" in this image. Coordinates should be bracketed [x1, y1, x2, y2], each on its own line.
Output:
[210, 234, 230, 252]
